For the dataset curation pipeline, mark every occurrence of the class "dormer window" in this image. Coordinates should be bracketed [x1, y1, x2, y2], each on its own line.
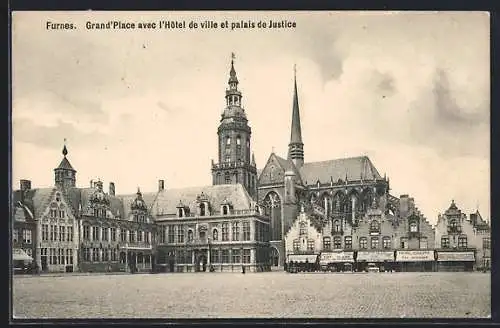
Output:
[299, 222, 307, 235]
[178, 208, 183, 218]
[223, 205, 229, 215]
[370, 220, 380, 233]
[200, 203, 206, 216]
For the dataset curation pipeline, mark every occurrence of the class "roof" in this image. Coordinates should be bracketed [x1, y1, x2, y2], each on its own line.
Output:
[258, 153, 304, 186]
[120, 184, 254, 217]
[55, 157, 76, 171]
[13, 188, 56, 219]
[66, 187, 127, 218]
[299, 156, 382, 185]
[289, 76, 303, 145]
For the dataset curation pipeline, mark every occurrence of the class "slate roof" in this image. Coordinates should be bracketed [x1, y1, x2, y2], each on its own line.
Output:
[13, 188, 55, 219]
[55, 157, 76, 171]
[274, 154, 304, 184]
[299, 156, 382, 185]
[119, 184, 255, 217]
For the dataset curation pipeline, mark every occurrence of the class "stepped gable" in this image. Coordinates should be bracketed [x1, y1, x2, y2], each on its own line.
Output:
[299, 156, 382, 186]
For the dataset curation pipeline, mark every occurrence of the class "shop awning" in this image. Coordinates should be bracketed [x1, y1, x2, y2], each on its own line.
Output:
[396, 250, 434, 262]
[13, 248, 33, 262]
[319, 251, 354, 264]
[287, 254, 318, 263]
[357, 251, 394, 262]
[437, 251, 475, 262]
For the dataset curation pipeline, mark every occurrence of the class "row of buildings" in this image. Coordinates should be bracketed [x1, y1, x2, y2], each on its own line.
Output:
[12, 57, 491, 273]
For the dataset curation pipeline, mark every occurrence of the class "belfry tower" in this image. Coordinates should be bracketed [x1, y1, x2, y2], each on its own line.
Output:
[54, 140, 77, 189]
[211, 54, 258, 198]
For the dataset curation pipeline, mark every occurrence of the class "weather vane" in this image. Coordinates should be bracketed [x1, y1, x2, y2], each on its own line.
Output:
[231, 52, 236, 60]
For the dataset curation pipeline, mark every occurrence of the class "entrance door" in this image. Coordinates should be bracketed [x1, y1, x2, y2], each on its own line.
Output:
[270, 247, 279, 268]
[197, 254, 207, 272]
[41, 256, 47, 272]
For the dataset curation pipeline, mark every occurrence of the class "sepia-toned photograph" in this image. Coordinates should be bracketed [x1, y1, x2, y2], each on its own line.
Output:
[10, 10, 490, 320]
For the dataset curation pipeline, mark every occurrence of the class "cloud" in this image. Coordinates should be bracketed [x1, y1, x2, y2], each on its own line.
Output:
[12, 118, 108, 150]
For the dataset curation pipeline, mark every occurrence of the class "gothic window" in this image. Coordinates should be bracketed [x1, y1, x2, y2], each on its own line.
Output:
[370, 220, 380, 233]
[441, 236, 450, 248]
[359, 237, 367, 249]
[323, 237, 331, 250]
[344, 236, 352, 249]
[409, 221, 418, 232]
[333, 220, 341, 232]
[382, 236, 391, 249]
[370, 237, 379, 249]
[263, 192, 282, 241]
[458, 235, 468, 248]
[333, 236, 342, 249]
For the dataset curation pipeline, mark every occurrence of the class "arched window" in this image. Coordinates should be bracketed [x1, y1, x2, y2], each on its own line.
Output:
[370, 220, 380, 233]
[178, 208, 183, 218]
[200, 203, 206, 216]
[299, 222, 307, 235]
[226, 136, 231, 145]
[212, 229, 218, 241]
[222, 206, 228, 215]
[187, 230, 193, 242]
[236, 136, 241, 145]
[263, 192, 282, 241]
[333, 220, 341, 232]
[409, 221, 418, 232]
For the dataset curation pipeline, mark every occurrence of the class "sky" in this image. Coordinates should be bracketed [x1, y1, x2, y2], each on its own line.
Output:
[11, 11, 490, 225]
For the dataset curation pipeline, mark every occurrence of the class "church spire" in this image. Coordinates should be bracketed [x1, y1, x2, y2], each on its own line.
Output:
[288, 64, 304, 168]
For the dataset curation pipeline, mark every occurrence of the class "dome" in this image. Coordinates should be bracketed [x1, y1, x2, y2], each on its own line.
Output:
[131, 188, 148, 211]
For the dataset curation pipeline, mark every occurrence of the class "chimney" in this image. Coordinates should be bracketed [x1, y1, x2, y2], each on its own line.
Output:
[158, 179, 165, 192]
[20, 179, 31, 192]
[109, 182, 115, 196]
[90, 180, 94, 188]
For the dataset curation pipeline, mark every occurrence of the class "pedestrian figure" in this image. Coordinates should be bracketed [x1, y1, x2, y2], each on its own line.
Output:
[242, 265, 245, 274]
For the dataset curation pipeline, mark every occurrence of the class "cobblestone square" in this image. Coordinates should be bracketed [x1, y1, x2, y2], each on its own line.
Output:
[13, 272, 490, 319]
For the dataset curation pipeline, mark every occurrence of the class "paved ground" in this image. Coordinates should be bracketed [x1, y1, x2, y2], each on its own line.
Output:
[12, 272, 490, 319]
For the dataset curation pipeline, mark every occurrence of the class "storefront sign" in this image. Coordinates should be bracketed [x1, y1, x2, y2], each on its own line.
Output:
[357, 251, 394, 262]
[396, 250, 434, 262]
[319, 252, 354, 264]
[437, 252, 475, 262]
[287, 254, 318, 263]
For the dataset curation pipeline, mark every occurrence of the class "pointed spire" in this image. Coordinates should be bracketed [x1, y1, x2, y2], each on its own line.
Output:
[288, 64, 304, 168]
[228, 52, 238, 85]
[251, 152, 256, 166]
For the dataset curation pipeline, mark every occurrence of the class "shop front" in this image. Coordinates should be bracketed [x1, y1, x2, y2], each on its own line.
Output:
[436, 251, 475, 272]
[319, 251, 355, 272]
[286, 254, 319, 272]
[395, 250, 435, 272]
[356, 251, 395, 272]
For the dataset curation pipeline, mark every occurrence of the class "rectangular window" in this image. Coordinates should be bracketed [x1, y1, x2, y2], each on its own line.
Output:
[67, 226, 73, 242]
[103, 249, 109, 261]
[359, 238, 367, 249]
[111, 249, 117, 261]
[83, 226, 90, 240]
[400, 237, 409, 249]
[59, 210, 65, 218]
[333, 237, 342, 249]
[50, 209, 57, 218]
[293, 239, 300, 252]
[441, 236, 450, 249]
[370, 237, 379, 249]
[222, 222, 229, 241]
[92, 248, 100, 262]
[344, 236, 352, 249]
[483, 238, 491, 250]
[221, 249, 230, 263]
[110, 228, 116, 242]
[232, 222, 240, 241]
[419, 238, 428, 249]
[102, 227, 109, 241]
[323, 237, 331, 250]
[130, 231, 136, 243]
[121, 229, 127, 242]
[307, 239, 315, 251]
[458, 236, 468, 248]
[23, 229, 32, 244]
[145, 231, 150, 243]
[177, 225, 184, 243]
[83, 248, 91, 262]
[232, 249, 241, 263]
[137, 230, 143, 242]
[51, 248, 57, 265]
[59, 226, 65, 242]
[13, 229, 18, 243]
[242, 249, 251, 264]
[382, 237, 391, 249]
[92, 227, 99, 241]
[42, 225, 49, 241]
[242, 221, 251, 241]
[168, 226, 175, 243]
[210, 249, 219, 263]
[50, 225, 56, 241]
